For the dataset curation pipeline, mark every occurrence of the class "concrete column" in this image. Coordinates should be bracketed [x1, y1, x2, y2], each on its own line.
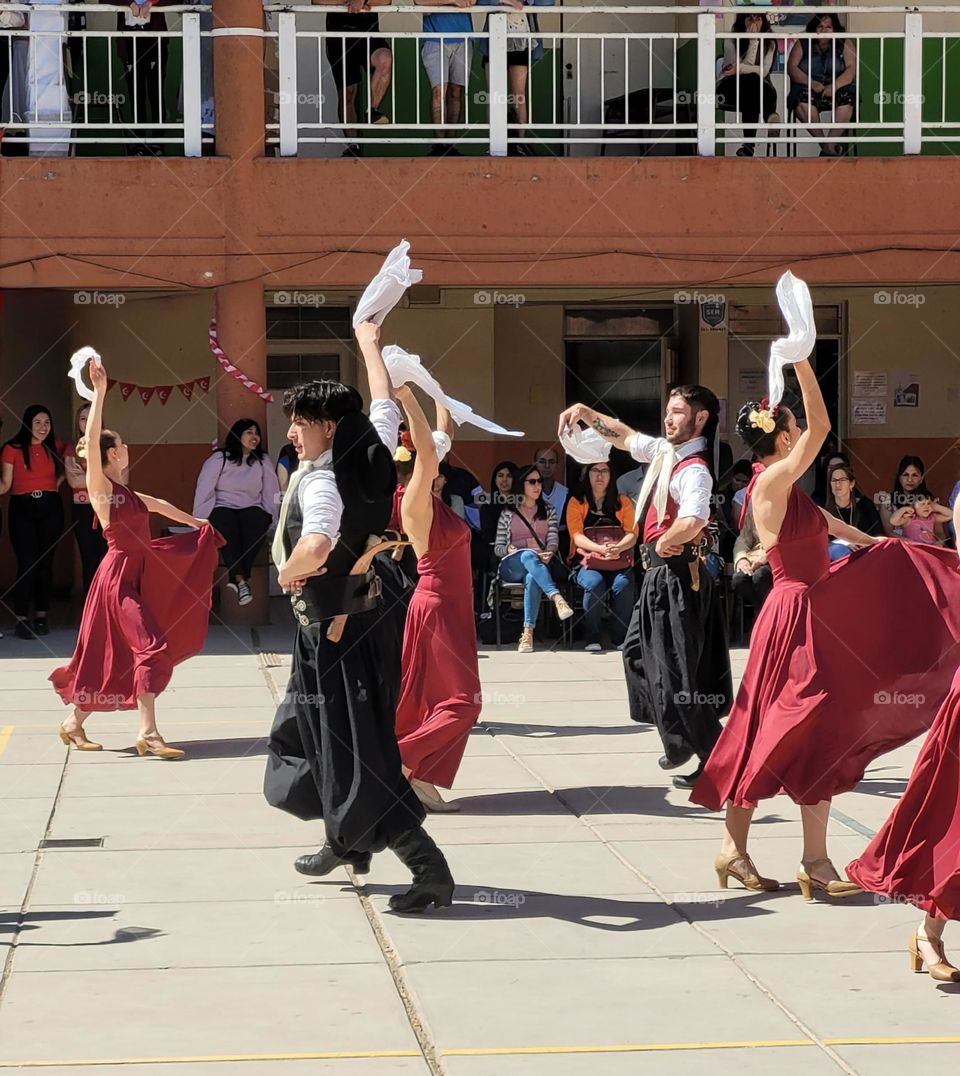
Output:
[212, 0, 266, 161]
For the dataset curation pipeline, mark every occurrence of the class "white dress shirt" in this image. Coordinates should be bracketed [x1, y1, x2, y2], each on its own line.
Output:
[629, 433, 713, 522]
[299, 398, 402, 547]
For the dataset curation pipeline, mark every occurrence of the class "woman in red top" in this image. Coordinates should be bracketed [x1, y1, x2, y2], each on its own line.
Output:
[64, 404, 109, 596]
[0, 405, 66, 639]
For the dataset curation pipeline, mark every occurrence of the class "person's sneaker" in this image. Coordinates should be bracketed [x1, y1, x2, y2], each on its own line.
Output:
[226, 581, 239, 597]
[517, 631, 534, 654]
[552, 595, 574, 621]
[237, 581, 253, 607]
[33, 617, 49, 637]
[369, 108, 390, 126]
[584, 642, 602, 653]
[14, 620, 34, 640]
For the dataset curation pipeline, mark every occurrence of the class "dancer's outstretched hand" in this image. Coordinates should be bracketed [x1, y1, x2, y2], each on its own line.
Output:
[558, 403, 592, 437]
[355, 321, 380, 347]
[89, 358, 108, 392]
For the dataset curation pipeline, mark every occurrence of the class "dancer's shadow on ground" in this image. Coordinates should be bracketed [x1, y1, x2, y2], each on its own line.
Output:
[0, 910, 163, 947]
[348, 884, 778, 930]
[117, 736, 267, 760]
[852, 771, 908, 799]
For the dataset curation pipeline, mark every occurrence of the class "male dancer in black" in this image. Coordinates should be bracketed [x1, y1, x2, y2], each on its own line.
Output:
[558, 387, 733, 790]
[264, 321, 454, 913]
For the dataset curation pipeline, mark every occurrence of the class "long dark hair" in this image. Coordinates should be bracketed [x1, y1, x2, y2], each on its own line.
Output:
[732, 10, 774, 59]
[735, 400, 792, 459]
[576, 462, 620, 520]
[5, 404, 63, 476]
[890, 455, 926, 510]
[488, 459, 517, 507]
[222, 418, 266, 466]
[513, 464, 548, 522]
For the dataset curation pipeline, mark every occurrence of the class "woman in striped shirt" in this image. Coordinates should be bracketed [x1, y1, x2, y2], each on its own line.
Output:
[494, 464, 573, 653]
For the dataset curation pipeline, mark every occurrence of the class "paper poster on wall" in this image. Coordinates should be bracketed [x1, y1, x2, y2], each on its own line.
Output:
[851, 399, 887, 425]
[738, 369, 766, 396]
[893, 371, 920, 407]
[853, 370, 887, 398]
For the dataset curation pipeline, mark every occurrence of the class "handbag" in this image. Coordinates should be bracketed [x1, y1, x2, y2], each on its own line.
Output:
[580, 526, 633, 572]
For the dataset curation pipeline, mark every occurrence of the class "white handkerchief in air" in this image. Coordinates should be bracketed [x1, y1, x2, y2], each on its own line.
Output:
[68, 346, 102, 402]
[560, 425, 611, 464]
[768, 271, 816, 410]
[352, 240, 423, 328]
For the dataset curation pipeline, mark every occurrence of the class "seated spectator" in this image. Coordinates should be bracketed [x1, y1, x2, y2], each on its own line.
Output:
[716, 458, 752, 560]
[476, 459, 516, 571]
[566, 462, 638, 652]
[118, 0, 173, 156]
[415, 0, 477, 157]
[890, 491, 952, 546]
[193, 418, 279, 607]
[314, 0, 393, 158]
[824, 463, 882, 560]
[813, 446, 849, 505]
[439, 457, 483, 528]
[716, 10, 778, 158]
[477, 0, 554, 157]
[276, 442, 298, 495]
[787, 13, 857, 158]
[875, 455, 927, 537]
[494, 464, 573, 652]
[730, 498, 773, 626]
[0, 404, 66, 638]
[64, 403, 109, 595]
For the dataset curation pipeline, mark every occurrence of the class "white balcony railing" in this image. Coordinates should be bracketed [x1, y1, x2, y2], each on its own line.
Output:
[0, 2, 211, 156]
[263, 4, 960, 159]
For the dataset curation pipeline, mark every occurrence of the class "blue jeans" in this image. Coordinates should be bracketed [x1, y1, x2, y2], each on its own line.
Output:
[499, 550, 559, 628]
[828, 540, 852, 562]
[575, 566, 635, 645]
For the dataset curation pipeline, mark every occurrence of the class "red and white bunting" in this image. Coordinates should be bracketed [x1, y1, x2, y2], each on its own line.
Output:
[208, 319, 273, 403]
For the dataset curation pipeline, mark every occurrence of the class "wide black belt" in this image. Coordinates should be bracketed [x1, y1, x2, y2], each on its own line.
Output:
[289, 568, 382, 627]
[638, 540, 702, 571]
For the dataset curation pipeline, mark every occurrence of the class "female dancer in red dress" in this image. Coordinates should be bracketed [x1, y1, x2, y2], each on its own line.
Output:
[692, 356, 960, 897]
[51, 358, 222, 759]
[393, 385, 481, 812]
[847, 498, 960, 983]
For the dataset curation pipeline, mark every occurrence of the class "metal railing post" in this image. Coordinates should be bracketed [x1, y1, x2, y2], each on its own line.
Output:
[489, 13, 508, 157]
[903, 12, 923, 155]
[697, 12, 716, 157]
[278, 12, 299, 156]
[182, 12, 202, 157]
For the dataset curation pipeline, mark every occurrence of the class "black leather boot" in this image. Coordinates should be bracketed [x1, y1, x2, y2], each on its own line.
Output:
[294, 844, 371, 877]
[387, 826, 455, 913]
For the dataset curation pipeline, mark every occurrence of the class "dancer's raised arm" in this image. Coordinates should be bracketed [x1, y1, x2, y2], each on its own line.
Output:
[396, 385, 438, 557]
[356, 320, 393, 404]
[558, 403, 637, 452]
[83, 360, 115, 529]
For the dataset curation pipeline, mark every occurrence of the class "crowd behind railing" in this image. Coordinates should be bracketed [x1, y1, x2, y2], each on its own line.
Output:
[3, 376, 956, 650]
[1, 3, 959, 157]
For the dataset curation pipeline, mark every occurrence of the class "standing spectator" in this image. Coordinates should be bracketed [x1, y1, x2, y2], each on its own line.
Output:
[415, 0, 476, 156]
[314, 0, 392, 159]
[494, 464, 572, 652]
[876, 455, 927, 537]
[617, 460, 646, 503]
[716, 10, 778, 158]
[823, 463, 882, 560]
[566, 462, 638, 651]
[193, 419, 280, 607]
[117, 1, 172, 156]
[64, 404, 108, 595]
[534, 444, 568, 521]
[0, 404, 66, 639]
[477, 0, 554, 157]
[787, 13, 857, 158]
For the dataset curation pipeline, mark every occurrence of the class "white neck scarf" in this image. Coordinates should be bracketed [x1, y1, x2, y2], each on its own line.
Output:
[634, 442, 677, 527]
[272, 458, 317, 568]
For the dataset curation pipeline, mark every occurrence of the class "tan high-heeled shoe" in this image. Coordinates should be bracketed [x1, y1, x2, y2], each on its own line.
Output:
[909, 932, 960, 982]
[797, 859, 861, 901]
[135, 737, 184, 760]
[58, 724, 102, 751]
[714, 851, 780, 892]
[411, 779, 461, 813]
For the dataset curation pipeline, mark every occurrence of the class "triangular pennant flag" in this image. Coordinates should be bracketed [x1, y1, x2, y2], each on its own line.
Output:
[138, 386, 155, 405]
[119, 382, 136, 401]
[107, 378, 117, 391]
[155, 385, 173, 405]
[178, 380, 195, 400]
[196, 376, 211, 393]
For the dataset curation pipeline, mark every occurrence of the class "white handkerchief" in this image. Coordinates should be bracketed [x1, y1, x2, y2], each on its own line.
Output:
[68, 346, 102, 402]
[768, 271, 816, 410]
[560, 426, 611, 465]
[352, 240, 423, 328]
[383, 345, 524, 438]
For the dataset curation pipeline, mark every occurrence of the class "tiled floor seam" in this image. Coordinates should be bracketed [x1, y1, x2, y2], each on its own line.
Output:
[483, 720, 862, 1076]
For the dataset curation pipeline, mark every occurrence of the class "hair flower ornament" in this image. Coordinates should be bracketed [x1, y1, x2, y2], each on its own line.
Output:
[393, 446, 413, 463]
[749, 408, 777, 434]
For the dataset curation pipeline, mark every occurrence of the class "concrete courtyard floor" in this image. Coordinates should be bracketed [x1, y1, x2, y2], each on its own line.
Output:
[1, 622, 958, 1075]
